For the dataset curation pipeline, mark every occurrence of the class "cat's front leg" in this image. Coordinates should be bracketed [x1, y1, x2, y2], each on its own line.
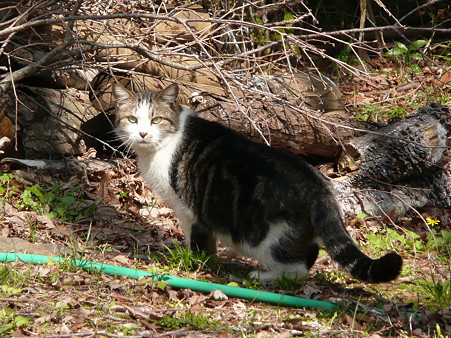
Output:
[190, 222, 217, 255]
[172, 211, 216, 254]
[172, 210, 195, 248]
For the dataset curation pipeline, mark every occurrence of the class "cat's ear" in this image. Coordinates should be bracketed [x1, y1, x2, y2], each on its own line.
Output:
[157, 83, 179, 103]
[112, 84, 134, 105]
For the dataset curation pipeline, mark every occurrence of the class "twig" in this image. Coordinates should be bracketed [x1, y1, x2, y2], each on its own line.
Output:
[0, 40, 73, 93]
[398, 0, 444, 23]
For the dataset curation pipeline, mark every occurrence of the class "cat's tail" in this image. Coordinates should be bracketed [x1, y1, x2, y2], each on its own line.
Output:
[313, 194, 402, 283]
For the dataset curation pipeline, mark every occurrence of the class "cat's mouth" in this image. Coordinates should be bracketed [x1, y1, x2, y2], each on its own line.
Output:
[133, 139, 156, 149]
[135, 137, 151, 144]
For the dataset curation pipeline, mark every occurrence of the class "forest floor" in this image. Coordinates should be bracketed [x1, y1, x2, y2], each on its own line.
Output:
[0, 54, 450, 337]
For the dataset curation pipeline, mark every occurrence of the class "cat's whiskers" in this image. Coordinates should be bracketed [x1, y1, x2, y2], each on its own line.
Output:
[114, 136, 135, 157]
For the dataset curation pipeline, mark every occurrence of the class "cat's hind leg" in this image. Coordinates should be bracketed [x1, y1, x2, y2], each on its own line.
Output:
[249, 239, 320, 283]
[249, 262, 309, 282]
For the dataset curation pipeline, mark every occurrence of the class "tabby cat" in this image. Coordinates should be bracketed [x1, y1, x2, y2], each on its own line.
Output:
[113, 83, 402, 283]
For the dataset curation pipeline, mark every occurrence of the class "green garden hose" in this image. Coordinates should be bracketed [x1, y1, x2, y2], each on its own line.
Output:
[0, 252, 338, 311]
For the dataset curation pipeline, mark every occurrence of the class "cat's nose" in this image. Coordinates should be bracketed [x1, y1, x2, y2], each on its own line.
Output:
[139, 132, 148, 138]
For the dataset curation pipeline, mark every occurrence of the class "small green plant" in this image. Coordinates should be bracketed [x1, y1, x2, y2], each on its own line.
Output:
[314, 270, 348, 284]
[163, 245, 219, 273]
[383, 106, 408, 119]
[275, 274, 305, 291]
[415, 275, 451, 310]
[355, 104, 381, 122]
[19, 183, 96, 222]
[424, 223, 451, 258]
[0, 266, 28, 288]
[159, 311, 221, 331]
[364, 228, 423, 255]
[364, 228, 403, 253]
[0, 285, 23, 297]
[242, 278, 262, 290]
[0, 308, 30, 335]
[355, 104, 409, 122]
[0, 172, 96, 222]
[47, 256, 83, 274]
[0, 172, 20, 210]
[383, 39, 428, 74]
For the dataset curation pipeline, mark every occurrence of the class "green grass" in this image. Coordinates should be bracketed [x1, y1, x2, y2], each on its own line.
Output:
[355, 104, 409, 122]
[415, 276, 451, 310]
[0, 265, 29, 289]
[159, 310, 221, 331]
[274, 274, 305, 291]
[363, 222, 451, 315]
[160, 244, 221, 274]
[0, 265, 32, 335]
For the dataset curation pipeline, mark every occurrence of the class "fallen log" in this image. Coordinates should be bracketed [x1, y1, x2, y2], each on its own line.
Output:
[339, 104, 449, 185]
[335, 103, 450, 217]
[1, 86, 102, 158]
[90, 71, 352, 158]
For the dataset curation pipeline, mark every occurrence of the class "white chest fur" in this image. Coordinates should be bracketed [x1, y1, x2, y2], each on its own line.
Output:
[134, 110, 195, 239]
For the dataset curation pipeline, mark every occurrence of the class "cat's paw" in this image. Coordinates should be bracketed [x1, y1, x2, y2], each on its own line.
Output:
[249, 270, 279, 283]
[249, 266, 309, 283]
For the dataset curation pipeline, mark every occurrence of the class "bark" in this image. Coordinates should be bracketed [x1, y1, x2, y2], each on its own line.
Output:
[336, 104, 450, 217]
[340, 104, 449, 185]
[0, 96, 14, 154]
[2, 86, 102, 158]
[335, 166, 450, 217]
[0, 157, 120, 175]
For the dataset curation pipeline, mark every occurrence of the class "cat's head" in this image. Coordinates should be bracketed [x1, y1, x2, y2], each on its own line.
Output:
[112, 83, 181, 153]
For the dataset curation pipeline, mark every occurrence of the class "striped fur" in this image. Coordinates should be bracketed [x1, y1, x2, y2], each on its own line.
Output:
[113, 83, 403, 283]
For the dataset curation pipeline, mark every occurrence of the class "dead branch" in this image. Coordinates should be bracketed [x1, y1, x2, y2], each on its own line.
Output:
[0, 40, 74, 93]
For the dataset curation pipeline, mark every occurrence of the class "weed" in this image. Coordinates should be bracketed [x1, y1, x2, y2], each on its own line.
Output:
[355, 104, 381, 122]
[364, 228, 423, 255]
[424, 229, 451, 259]
[0, 285, 23, 297]
[0, 172, 96, 222]
[415, 275, 451, 310]
[47, 256, 82, 274]
[0, 308, 30, 335]
[21, 184, 96, 222]
[163, 245, 220, 273]
[159, 310, 221, 331]
[242, 278, 262, 290]
[0, 172, 20, 211]
[313, 270, 348, 284]
[355, 104, 409, 122]
[275, 274, 305, 291]
[0, 266, 28, 288]
[383, 106, 408, 119]
[383, 39, 428, 74]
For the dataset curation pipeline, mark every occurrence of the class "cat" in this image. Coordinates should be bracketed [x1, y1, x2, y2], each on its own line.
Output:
[112, 82, 403, 283]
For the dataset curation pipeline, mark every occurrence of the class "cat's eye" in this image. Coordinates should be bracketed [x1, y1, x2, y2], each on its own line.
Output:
[128, 116, 138, 123]
[151, 117, 163, 124]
